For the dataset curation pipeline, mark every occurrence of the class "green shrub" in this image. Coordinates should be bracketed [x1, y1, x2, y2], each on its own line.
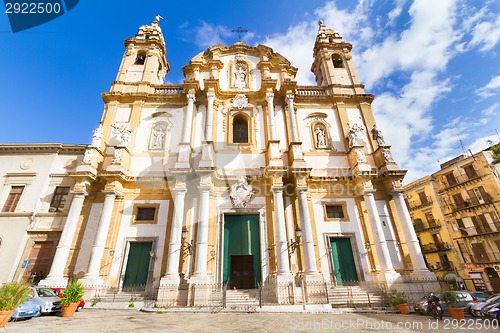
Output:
[387, 289, 410, 308]
[0, 282, 31, 311]
[61, 282, 84, 306]
[440, 289, 458, 307]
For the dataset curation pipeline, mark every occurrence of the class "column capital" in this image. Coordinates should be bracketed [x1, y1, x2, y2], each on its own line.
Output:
[272, 185, 284, 193]
[266, 92, 274, 101]
[187, 92, 196, 103]
[206, 91, 215, 100]
[285, 94, 294, 103]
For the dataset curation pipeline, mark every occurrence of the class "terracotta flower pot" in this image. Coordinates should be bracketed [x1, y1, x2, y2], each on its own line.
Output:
[0, 310, 14, 327]
[447, 307, 464, 320]
[62, 302, 79, 317]
[396, 303, 410, 314]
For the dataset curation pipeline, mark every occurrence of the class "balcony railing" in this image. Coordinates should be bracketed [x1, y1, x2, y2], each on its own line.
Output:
[414, 219, 442, 233]
[153, 85, 185, 94]
[408, 196, 433, 211]
[421, 242, 452, 253]
[440, 172, 481, 190]
[462, 252, 500, 264]
[457, 222, 500, 237]
[451, 197, 494, 213]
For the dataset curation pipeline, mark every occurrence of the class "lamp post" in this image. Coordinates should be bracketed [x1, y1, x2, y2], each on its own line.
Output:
[289, 228, 302, 254]
[181, 226, 193, 255]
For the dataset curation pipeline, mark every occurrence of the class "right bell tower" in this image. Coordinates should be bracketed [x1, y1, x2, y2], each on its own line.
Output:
[311, 21, 364, 94]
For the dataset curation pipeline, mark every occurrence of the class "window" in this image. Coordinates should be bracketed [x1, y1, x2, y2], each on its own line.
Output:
[444, 172, 458, 186]
[49, 186, 70, 212]
[462, 164, 478, 180]
[418, 191, 428, 205]
[323, 203, 349, 221]
[132, 204, 159, 224]
[134, 51, 146, 65]
[2, 186, 24, 212]
[233, 116, 248, 143]
[452, 193, 466, 209]
[332, 55, 344, 68]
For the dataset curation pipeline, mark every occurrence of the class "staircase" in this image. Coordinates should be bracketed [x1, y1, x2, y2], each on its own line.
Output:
[328, 285, 387, 308]
[225, 289, 259, 311]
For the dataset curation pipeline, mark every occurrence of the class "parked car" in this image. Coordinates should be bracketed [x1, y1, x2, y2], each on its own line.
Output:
[471, 294, 500, 317]
[10, 298, 41, 321]
[29, 286, 62, 314]
[481, 299, 500, 318]
[484, 301, 500, 320]
[51, 287, 85, 311]
[414, 291, 488, 316]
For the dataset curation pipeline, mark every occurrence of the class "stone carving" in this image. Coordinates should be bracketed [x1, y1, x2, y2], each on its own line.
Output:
[113, 148, 123, 163]
[347, 123, 366, 148]
[232, 94, 249, 109]
[111, 122, 132, 147]
[91, 124, 103, 147]
[356, 149, 367, 162]
[83, 149, 94, 164]
[382, 148, 394, 162]
[229, 177, 255, 208]
[314, 124, 327, 147]
[233, 63, 247, 89]
[371, 125, 387, 147]
[152, 124, 167, 149]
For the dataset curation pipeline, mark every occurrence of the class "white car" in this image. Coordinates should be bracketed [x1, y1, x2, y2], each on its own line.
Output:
[29, 286, 62, 314]
[471, 294, 500, 317]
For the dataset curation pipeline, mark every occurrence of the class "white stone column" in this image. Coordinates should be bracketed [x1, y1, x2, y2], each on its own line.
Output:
[205, 91, 215, 141]
[286, 94, 299, 142]
[273, 187, 292, 277]
[40, 191, 86, 287]
[266, 92, 277, 141]
[162, 188, 187, 284]
[392, 190, 433, 275]
[363, 190, 397, 276]
[81, 191, 116, 286]
[181, 92, 196, 143]
[297, 188, 319, 277]
[193, 187, 211, 280]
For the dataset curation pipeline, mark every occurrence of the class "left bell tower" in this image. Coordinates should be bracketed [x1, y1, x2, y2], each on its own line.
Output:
[113, 17, 169, 89]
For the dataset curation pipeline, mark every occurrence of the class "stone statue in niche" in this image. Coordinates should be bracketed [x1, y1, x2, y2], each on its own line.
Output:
[91, 124, 103, 147]
[233, 63, 247, 89]
[152, 124, 166, 149]
[83, 149, 93, 164]
[113, 148, 123, 163]
[111, 122, 132, 147]
[371, 125, 387, 147]
[356, 149, 367, 162]
[314, 124, 327, 147]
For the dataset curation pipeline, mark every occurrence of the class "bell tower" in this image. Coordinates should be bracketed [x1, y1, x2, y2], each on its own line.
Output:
[113, 17, 169, 89]
[311, 21, 364, 94]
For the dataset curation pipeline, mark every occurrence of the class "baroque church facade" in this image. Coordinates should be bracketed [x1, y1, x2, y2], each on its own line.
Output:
[1, 19, 436, 304]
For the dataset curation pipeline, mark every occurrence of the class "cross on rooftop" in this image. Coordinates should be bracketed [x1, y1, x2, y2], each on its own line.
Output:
[232, 27, 248, 42]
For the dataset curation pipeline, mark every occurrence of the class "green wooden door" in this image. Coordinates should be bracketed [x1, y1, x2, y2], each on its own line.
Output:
[223, 214, 261, 288]
[123, 242, 152, 289]
[330, 238, 358, 285]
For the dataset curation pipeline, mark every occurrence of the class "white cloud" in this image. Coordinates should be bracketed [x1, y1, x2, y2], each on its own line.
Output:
[476, 76, 500, 98]
[469, 13, 500, 52]
[193, 21, 233, 49]
[481, 103, 499, 116]
[387, 0, 408, 26]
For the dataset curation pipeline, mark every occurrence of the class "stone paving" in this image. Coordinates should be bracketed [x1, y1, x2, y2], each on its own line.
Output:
[2, 309, 500, 333]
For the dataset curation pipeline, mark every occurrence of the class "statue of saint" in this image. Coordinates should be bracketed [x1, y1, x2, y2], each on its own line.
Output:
[314, 125, 327, 147]
[371, 125, 386, 147]
[152, 125, 166, 149]
[91, 125, 103, 147]
[234, 64, 247, 88]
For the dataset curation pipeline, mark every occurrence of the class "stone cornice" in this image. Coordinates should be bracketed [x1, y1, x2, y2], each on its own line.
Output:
[0, 144, 87, 155]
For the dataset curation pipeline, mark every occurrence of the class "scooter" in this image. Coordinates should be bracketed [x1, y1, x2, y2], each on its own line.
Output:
[427, 294, 443, 320]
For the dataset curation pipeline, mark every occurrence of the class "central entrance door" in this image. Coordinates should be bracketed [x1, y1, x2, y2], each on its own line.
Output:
[123, 242, 152, 290]
[223, 214, 261, 289]
[330, 237, 358, 285]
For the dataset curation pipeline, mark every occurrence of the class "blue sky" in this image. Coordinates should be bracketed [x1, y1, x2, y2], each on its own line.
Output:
[0, 0, 499, 182]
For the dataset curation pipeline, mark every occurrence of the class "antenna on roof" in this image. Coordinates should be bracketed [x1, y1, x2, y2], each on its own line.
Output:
[457, 134, 468, 156]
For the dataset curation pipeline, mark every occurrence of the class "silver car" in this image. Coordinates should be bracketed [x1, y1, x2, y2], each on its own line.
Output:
[29, 286, 62, 314]
[471, 294, 500, 317]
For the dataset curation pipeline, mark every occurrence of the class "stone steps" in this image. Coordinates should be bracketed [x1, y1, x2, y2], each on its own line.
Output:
[328, 286, 386, 308]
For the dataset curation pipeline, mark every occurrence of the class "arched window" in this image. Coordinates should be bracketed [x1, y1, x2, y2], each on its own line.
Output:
[233, 116, 248, 143]
[332, 55, 344, 68]
[135, 51, 146, 65]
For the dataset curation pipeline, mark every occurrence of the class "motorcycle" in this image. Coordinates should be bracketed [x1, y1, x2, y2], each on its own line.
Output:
[427, 293, 443, 320]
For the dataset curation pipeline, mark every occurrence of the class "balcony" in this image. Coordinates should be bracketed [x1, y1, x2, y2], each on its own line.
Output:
[421, 242, 453, 254]
[439, 172, 481, 191]
[407, 196, 433, 211]
[451, 197, 494, 213]
[462, 252, 500, 264]
[457, 222, 500, 237]
[414, 218, 442, 233]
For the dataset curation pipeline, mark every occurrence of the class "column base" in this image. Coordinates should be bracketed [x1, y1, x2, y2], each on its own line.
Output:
[79, 276, 105, 288]
[409, 269, 438, 281]
[189, 276, 214, 307]
[303, 272, 324, 283]
[160, 274, 181, 286]
[38, 276, 68, 288]
[189, 275, 212, 285]
[275, 273, 294, 285]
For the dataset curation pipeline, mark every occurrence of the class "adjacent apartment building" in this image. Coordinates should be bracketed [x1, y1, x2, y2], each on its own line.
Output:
[405, 145, 500, 292]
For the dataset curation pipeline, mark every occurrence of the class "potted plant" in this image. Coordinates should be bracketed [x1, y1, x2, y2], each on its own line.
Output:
[387, 289, 410, 314]
[61, 281, 84, 317]
[440, 289, 464, 320]
[0, 282, 31, 327]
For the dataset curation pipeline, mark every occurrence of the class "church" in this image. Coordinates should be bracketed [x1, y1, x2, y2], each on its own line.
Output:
[1, 19, 437, 306]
